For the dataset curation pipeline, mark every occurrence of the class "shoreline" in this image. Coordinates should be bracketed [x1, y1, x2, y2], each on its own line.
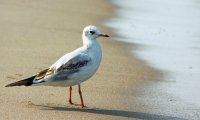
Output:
[108, 0, 200, 119]
[0, 0, 162, 120]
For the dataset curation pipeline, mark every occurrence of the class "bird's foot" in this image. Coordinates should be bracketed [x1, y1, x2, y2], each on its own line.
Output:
[80, 103, 88, 108]
[69, 100, 73, 105]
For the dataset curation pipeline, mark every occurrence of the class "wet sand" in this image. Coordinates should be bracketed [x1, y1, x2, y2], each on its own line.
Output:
[0, 0, 158, 120]
[108, 0, 200, 108]
[107, 0, 200, 119]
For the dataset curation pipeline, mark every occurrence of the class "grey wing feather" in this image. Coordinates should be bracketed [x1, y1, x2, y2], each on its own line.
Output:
[57, 54, 91, 72]
[48, 54, 91, 82]
[32, 54, 91, 84]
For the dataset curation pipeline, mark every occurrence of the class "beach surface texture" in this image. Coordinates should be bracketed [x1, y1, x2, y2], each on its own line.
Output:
[0, 0, 156, 119]
[1, 0, 199, 120]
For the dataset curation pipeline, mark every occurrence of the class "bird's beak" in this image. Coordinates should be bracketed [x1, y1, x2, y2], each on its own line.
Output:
[98, 33, 109, 37]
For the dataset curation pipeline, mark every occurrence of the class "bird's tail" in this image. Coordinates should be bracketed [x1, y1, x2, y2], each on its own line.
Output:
[5, 76, 35, 87]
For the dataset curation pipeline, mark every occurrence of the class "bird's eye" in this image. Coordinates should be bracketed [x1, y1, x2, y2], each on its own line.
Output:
[89, 31, 95, 34]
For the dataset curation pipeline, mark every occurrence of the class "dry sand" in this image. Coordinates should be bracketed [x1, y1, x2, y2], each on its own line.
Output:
[0, 0, 173, 120]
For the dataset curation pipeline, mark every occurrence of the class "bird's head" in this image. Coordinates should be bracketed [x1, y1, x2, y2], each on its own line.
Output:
[82, 25, 109, 40]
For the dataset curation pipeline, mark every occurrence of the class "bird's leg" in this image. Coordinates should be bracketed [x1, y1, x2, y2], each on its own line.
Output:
[68, 86, 73, 104]
[78, 84, 85, 108]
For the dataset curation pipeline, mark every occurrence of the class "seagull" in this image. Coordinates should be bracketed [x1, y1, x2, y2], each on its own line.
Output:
[5, 25, 109, 108]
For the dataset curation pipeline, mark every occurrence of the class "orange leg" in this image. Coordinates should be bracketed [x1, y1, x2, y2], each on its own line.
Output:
[68, 86, 73, 104]
[78, 84, 85, 108]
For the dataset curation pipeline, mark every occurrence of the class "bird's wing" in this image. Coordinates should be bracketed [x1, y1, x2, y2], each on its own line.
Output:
[34, 68, 53, 80]
[56, 53, 91, 72]
[32, 53, 91, 84]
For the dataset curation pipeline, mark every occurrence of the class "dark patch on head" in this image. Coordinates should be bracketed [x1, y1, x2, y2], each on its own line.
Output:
[84, 31, 88, 36]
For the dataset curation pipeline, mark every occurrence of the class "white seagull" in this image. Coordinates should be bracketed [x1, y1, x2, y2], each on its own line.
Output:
[6, 25, 109, 108]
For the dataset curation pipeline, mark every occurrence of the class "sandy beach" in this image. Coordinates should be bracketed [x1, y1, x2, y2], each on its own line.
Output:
[0, 0, 158, 120]
[1, 0, 199, 120]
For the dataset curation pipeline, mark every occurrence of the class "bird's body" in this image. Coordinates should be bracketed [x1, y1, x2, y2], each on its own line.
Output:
[34, 40, 102, 87]
[6, 25, 109, 108]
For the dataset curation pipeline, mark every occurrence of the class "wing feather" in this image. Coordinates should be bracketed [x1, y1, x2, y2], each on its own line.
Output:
[33, 53, 91, 84]
[56, 53, 91, 71]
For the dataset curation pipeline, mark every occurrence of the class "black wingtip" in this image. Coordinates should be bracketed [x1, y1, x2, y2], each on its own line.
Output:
[5, 84, 12, 87]
[5, 76, 35, 87]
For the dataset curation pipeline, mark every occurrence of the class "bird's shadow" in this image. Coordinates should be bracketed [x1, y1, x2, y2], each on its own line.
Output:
[32, 104, 187, 120]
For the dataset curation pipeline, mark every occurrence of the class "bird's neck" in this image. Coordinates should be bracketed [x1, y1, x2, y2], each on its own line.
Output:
[82, 37, 97, 49]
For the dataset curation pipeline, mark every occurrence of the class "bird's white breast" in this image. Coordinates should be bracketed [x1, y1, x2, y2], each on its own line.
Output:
[68, 42, 102, 85]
